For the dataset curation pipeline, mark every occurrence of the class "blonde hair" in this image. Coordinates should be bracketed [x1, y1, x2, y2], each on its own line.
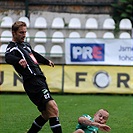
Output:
[12, 21, 26, 32]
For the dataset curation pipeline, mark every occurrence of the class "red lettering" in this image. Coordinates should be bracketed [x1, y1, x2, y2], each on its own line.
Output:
[92, 46, 102, 59]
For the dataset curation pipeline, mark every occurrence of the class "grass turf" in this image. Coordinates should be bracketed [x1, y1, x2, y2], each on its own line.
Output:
[0, 94, 133, 133]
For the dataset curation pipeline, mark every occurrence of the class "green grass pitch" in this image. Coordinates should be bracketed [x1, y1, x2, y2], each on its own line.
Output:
[0, 94, 133, 133]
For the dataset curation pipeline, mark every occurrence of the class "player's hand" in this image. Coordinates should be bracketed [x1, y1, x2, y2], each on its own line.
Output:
[19, 59, 27, 68]
[49, 60, 54, 67]
[98, 124, 111, 132]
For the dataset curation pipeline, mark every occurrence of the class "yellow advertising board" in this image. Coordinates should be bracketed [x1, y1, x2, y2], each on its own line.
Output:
[0, 64, 133, 94]
[0, 64, 62, 92]
[64, 65, 133, 94]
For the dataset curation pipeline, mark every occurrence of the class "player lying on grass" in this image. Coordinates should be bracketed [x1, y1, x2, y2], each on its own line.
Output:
[73, 109, 111, 133]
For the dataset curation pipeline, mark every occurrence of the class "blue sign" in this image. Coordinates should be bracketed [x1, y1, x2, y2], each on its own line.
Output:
[70, 43, 104, 62]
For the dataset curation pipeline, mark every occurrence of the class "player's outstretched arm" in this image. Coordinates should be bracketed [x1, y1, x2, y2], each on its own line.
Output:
[78, 117, 111, 132]
[98, 124, 111, 132]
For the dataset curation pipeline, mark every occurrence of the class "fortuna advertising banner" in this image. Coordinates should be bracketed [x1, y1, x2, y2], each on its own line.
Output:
[0, 65, 62, 92]
[0, 65, 133, 94]
[63, 65, 133, 94]
[65, 39, 133, 65]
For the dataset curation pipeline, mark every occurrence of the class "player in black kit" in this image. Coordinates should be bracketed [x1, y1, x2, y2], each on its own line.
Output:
[5, 21, 62, 133]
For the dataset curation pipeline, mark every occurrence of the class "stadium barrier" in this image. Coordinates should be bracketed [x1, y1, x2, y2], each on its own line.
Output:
[0, 64, 133, 94]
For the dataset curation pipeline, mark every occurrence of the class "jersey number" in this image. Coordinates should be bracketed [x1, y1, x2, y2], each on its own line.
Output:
[42, 89, 50, 99]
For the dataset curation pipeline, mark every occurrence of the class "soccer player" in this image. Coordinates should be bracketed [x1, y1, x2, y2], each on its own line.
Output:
[5, 21, 62, 133]
[73, 109, 111, 133]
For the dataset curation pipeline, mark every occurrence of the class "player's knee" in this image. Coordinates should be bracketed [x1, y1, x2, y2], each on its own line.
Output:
[52, 104, 59, 115]
[47, 100, 59, 116]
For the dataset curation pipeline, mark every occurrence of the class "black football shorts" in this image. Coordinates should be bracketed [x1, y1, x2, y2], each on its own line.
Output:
[23, 76, 53, 112]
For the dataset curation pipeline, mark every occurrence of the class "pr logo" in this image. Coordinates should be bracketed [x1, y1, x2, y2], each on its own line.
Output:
[70, 43, 104, 62]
